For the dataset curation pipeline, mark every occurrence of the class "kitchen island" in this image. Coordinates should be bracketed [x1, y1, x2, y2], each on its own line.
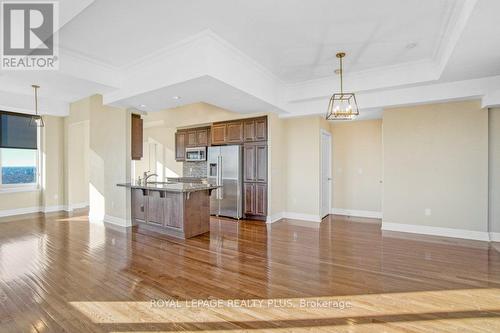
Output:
[117, 182, 220, 239]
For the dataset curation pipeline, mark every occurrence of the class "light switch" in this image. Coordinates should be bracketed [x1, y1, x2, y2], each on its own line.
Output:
[425, 208, 431, 216]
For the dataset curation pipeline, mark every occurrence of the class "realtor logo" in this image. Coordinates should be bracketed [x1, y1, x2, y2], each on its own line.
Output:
[1, 1, 59, 70]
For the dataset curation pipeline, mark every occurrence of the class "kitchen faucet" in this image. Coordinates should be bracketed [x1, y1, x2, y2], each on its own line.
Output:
[143, 171, 158, 184]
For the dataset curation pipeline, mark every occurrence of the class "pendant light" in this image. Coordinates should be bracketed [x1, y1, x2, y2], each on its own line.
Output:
[29, 84, 44, 127]
[326, 52, 359, 121]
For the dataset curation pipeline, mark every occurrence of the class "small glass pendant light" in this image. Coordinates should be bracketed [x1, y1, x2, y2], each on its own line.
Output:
[29, 84, 45, 127]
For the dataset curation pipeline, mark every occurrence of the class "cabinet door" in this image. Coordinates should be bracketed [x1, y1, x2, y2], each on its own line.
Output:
[255, 118, 267, 141]
[244, 183, 255, 215]
[255, 184, 267, 216]
[147, 191, 163, 226]
[211, 124, 226, 145]
[226, 121, 243, 143]
[243, 144, 256, 182]
[175, 132, 186, 161]
[243, 120, 255, 141]
[196, 129, 208, 146]
[187, 131, 198, 147]
[131, 114, 143, 160]
[132, 189, 146, 222]
[163, 192, 183, 229]
[255, 144, 267, 182]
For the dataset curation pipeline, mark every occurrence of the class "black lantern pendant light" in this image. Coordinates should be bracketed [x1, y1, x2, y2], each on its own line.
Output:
[29, 84, 44, 127]
[326, 52, 359, 121]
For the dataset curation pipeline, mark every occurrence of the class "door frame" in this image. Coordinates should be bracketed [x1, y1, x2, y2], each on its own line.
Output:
[320, 129, 332, 219]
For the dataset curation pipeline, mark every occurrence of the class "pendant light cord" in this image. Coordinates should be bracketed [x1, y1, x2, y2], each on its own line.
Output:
[339, 55, 343, 95]
[34, 86, 38, 115]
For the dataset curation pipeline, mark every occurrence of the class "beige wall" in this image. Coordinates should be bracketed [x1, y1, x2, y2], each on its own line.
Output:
[41, 116, 65, 208]
[490, 108, 500, 233]
[283, 116, 322, 217]
[331, 120, 382, 213]
[383, 100, 489, 232]
[65, 98, 91, 208]
[0, 115, 65, 213]
[88, 95, 131, 223]
[268, 113, 286, 216]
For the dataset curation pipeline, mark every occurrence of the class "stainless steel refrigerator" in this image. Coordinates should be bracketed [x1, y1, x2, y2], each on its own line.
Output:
[207, 145, 242, 219]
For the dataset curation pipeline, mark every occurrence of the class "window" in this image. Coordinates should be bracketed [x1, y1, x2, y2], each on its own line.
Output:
[0, 111, 39, 189]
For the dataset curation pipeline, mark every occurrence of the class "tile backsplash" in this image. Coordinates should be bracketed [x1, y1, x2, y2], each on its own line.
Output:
[183, 161, 207, 177]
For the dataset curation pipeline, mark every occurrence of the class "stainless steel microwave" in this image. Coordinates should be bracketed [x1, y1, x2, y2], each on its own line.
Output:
[185, 147, 207, 161]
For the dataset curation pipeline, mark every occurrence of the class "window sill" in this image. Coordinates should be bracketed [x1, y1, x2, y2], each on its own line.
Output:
[0, 186, 40, 194]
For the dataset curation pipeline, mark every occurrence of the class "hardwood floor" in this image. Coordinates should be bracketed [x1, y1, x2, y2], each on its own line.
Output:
[1, 211, 500, 332]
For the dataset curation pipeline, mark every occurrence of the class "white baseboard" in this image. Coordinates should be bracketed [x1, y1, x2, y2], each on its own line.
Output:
[65, 202, 89, 212]
[382, 222, 490, 242]
[332, 208, 382, 219]
[283, 212, 322, 223]
[42, 205, 66, 213]
[104, 214, 132, 228]
[490, 232, 500, 242]
[0, 206, 41, 218]
[266, 212, 284, 224]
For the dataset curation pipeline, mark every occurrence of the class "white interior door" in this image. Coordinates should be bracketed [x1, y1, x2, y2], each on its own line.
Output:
[321, 130, 332, 218]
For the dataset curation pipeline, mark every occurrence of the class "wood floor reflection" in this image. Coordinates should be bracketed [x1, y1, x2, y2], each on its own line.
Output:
[1, 211, 500, 332]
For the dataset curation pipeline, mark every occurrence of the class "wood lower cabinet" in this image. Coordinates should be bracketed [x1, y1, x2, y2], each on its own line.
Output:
[131, 114, 143, 160]
[244, 183, 267, 217]
[131, 189, 146, 222]
[255, 183, 267, 216]
[147, 191, 163, 226]
[162, 192, 183, 228]
[175, 132, 186, 161]
[244, 183, 255, 214]
[130, 188, 211, 238]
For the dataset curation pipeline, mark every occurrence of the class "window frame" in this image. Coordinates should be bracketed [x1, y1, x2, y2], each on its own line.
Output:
[0, 111, 41, 191]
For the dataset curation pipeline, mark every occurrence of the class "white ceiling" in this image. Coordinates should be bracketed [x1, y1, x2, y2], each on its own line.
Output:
[59, 0, 456, 82]
[1, 0, 500, 118]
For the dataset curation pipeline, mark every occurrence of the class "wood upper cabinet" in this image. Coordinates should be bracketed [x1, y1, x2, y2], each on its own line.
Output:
[243, 120, 256, 141]
[244, 117, 267, 142]
[244, 143, 267, 183]
[255, 144, 267, 182]
[175, 131, 186, 161]
[211, 123, 226, 145]
[196, 129, 208, 146]
[255, 117, 267, 141]
[226, 121, 243, 143]
[243, 144, 256, 182]
[187, 131, 197, 147]
[131, 114, 143, 160]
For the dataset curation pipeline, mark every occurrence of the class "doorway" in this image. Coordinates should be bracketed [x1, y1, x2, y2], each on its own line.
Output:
[320, 129, 332, 219]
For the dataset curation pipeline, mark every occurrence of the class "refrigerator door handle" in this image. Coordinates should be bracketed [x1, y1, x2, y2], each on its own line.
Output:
[218, 155, 223, 199]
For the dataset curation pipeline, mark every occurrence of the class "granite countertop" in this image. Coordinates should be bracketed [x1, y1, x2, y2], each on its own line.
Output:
[117, 182, 220, 193]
